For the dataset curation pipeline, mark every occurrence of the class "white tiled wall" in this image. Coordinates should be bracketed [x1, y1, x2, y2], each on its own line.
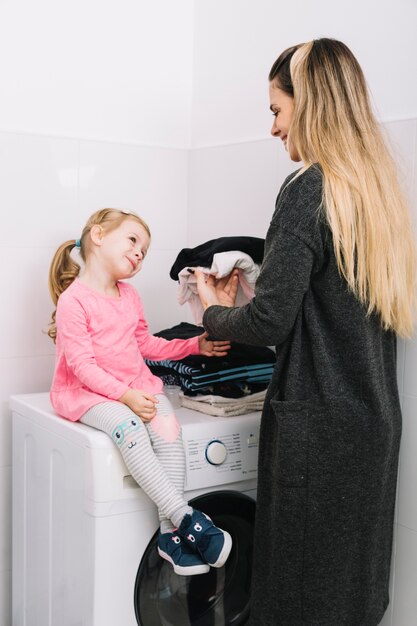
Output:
[191, 0, 417, 148]
[0, 0, 194, 148]
[0, 120, 416, 625]
[188, 139, 299, 244]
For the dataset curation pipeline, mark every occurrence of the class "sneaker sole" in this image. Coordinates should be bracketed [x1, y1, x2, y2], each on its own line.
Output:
[158, 547, 210, 576]
[206, 529, 233, 568]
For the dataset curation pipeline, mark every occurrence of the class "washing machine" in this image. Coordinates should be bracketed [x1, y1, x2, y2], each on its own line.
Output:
[11, 392, 262, 626]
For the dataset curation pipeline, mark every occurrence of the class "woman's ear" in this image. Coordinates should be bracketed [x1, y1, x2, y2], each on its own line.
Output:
[90, 225, 104, 246]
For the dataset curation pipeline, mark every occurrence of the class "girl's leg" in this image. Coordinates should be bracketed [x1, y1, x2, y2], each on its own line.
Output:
[146, 394, 232, 569]
[145, 394, 191, 532]
[81, 400, 231, 571]
[80, 402, 191, 528]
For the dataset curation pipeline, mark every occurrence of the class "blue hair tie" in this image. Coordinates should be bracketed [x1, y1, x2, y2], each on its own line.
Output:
[75, 239, 81, 248]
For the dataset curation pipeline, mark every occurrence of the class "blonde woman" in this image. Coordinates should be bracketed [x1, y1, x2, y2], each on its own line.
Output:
[196, 39, 416, 625]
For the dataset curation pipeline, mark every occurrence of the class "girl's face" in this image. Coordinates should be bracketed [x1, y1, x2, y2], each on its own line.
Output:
[98, 218, 150, 280]
[269, 82, 301, 162]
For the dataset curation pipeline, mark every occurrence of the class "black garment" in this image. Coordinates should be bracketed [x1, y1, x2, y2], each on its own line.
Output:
[153, 322, 276, 371]
[153, 321, 204, 341]
[202, 165, 401, 626]
[169, 236, 265, 280]
[148, 322, 276, 393]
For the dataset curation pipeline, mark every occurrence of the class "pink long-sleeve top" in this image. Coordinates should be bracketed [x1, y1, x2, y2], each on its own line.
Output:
[50, 279, 201, 421]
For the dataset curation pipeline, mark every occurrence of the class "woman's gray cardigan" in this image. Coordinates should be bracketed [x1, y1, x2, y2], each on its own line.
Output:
[202, 165, 401, 626]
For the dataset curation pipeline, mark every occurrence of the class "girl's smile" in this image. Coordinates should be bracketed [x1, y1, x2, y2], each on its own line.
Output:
[98, 218, 150, 280]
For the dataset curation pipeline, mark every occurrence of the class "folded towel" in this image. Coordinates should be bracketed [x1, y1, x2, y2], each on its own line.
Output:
[180, 389, 266, 417]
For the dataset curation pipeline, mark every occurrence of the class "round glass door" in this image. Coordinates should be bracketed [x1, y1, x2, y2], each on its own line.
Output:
[134, 490, 256, 626]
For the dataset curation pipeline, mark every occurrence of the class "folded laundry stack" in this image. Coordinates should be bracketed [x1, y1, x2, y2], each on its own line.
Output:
[147, 237, 273, 416]
[145, 322, 275, 416]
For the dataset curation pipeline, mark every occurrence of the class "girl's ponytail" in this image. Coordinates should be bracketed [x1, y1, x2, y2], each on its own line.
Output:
[47, 240, 80, 342]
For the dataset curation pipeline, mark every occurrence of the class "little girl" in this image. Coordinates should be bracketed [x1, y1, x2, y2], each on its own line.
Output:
[47, 208, 233, 576]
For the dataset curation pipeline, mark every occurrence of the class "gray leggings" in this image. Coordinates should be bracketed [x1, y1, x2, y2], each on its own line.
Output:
[80, 394, 192, 530]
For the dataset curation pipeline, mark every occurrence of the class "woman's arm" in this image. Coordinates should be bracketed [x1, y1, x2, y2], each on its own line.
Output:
[201, 226, 316, 347]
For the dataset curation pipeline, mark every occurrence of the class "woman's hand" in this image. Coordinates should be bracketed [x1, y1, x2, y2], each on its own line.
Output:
[119, 389, 158, 422]
[198, 331, 231, 357]
[195, 269, 239, 310]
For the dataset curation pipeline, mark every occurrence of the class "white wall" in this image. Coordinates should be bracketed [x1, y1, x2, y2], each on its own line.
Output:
[191, 0, 417, 147]
[0, 0, 194, 147]
[0, 1, 416, 625]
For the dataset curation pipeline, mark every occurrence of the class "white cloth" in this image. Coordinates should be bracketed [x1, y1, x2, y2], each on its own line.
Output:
[179, 389, 266, 417]
[177, 250, 260, 325]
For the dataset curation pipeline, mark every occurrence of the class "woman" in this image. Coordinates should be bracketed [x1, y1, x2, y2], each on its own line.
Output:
[195, 39, 416, 625]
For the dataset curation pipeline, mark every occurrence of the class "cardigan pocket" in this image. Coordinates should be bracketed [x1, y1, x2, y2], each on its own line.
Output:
[270, 399, 309, 487]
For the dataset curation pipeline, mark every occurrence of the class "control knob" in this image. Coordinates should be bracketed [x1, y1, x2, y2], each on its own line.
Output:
[205, 440, 228, 465]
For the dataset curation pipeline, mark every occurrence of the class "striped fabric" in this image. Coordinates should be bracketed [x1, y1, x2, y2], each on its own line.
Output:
[80, 394, 192, 529]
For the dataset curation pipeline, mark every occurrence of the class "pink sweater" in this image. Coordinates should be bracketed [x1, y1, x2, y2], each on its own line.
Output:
[50, 279, 200, 421]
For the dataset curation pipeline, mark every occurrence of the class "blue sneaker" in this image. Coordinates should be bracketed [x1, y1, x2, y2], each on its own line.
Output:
[158, 531, 210, 576]
[178, 510, 232, 568]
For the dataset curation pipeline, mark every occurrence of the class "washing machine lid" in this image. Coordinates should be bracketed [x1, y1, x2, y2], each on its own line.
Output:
[134, 491, 256, 626]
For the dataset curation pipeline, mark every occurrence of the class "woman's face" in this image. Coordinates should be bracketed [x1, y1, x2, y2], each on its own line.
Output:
[269, 82, 301, 162]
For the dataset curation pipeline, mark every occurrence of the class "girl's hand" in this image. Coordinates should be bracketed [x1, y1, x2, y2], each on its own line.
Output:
[198, 331, 231, 357]
[195, 269, 239, 310]
[119, 389, 158, 422]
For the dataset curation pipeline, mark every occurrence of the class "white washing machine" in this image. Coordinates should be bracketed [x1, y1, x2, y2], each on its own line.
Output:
[11, 392, 262, 626]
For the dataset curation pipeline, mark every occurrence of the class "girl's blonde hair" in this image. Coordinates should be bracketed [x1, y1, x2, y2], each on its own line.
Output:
[47, 208, 151, 342]
[270, 38, 416, 338]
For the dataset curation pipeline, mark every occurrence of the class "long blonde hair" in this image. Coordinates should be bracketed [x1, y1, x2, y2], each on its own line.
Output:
[270, 38, 416, 338]
[47, 208, 151, 342]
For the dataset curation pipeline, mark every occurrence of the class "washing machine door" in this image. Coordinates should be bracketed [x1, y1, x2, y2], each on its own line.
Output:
[134, 491, 256, 626]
